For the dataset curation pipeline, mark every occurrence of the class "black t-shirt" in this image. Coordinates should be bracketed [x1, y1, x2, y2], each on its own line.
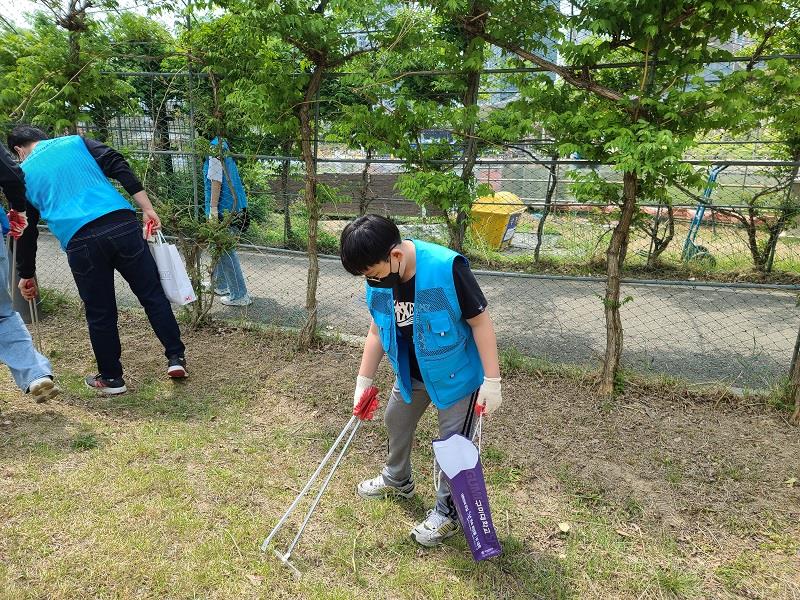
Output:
[394, 256, 487, 382]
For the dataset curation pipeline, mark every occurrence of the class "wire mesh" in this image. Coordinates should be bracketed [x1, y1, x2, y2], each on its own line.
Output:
[2, 30, 798, 390]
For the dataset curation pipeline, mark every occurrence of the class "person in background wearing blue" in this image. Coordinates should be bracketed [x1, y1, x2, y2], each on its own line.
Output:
[203, 137, 252, 307]
[8, 125, 188, 395]
[0, 141, 60, 404]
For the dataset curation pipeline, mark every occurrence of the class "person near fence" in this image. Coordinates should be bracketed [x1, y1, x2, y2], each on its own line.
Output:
[7, 125, 188, 395]
[0, 142, 60, 403]
[340, 214, 503, 547]
[203, 137, 252, 307]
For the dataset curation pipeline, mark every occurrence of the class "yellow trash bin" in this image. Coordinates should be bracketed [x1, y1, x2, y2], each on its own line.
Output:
[470, 192, 526, 250]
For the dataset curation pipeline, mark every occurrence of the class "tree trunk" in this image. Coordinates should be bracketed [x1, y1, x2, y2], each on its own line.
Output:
[789, 327, 800, 425]
[764, 212, 787, 273]
[66, 28, 81, 134]
[453, 68, 481, 253]
[453, 12, 485, 253]
[358, 147, 373, 216]
[599, 171, 639, 396]
[280, 139, 293, 246]
[535, 155, 558, 263]
[646, 204, 675, 268]
[746, 206, 769, 272]
[153, 110, 174, 176]
[298, 67, 324, 350]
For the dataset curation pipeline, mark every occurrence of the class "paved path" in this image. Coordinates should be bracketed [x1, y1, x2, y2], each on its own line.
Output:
[35, 233, 799, 388]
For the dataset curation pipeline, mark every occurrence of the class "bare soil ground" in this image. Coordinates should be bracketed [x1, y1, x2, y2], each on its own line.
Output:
[1, 306, 798, 599]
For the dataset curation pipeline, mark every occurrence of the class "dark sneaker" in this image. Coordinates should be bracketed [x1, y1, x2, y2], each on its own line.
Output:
[167, 355, 188, 378]
[28, 376, 61, 403]
[85, 374, 127, 395]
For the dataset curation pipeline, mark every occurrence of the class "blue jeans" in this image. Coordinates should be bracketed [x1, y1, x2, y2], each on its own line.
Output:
[0, 236, 52, 391]
[213, 239, 248, 300]
[65, 217, 185, 378]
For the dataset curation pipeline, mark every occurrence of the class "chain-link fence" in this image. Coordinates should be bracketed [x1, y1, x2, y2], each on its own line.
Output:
[8, 55, 799, 391]
[33, 228, 799, 390]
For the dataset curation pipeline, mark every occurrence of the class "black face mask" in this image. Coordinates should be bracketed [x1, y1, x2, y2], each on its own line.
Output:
[365, 257, 401, 289]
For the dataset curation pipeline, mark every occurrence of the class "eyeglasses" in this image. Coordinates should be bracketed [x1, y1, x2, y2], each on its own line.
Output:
[363, 244, 399, 282]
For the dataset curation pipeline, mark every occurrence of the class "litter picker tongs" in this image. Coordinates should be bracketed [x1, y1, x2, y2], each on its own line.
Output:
[261, 386, 379, 577]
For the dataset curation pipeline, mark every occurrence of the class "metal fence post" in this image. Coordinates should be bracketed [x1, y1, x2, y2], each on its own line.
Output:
[185, 11, 200, 221]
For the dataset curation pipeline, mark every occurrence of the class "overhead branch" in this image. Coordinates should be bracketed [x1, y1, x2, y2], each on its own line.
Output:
[746, 26, 777, 72]
[331, 45, 380, 67]
[476, 30, 631, 108]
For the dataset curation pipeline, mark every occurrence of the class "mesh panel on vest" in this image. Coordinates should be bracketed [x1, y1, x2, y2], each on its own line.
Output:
[370, 291, 392, 316]
[415, 287, 464, 357]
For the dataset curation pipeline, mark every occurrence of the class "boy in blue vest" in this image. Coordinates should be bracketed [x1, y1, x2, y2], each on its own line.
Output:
[8, 125, 188, 395]
[340, 214, 503, 547]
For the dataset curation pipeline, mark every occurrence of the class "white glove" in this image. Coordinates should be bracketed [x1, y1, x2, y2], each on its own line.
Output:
[354, 375, 373, 408]
[477, 376, 502, 415]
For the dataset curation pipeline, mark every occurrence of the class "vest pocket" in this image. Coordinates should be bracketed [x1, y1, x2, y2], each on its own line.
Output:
[422, 310, 458, 349]
[424, 346, 472, 398]
[373, 312, 394, 353]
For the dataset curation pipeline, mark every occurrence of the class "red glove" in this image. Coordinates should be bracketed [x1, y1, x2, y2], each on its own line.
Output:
[7, 210, 27, 239]
[353, 386, 379, 421]
[19, 277, 37, 300]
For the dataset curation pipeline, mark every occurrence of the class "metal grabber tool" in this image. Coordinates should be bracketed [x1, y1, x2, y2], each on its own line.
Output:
[261, 386, 380, 577]
[29, 293, 43, 353]
[5, 234, 12, 296]
[7, 236, 43, 352]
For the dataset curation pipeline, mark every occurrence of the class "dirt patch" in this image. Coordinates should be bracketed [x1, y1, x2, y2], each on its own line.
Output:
[1, 307, 799, 598]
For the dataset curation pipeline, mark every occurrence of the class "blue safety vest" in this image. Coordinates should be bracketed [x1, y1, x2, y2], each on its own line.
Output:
[365, 239, 484, 409]
[20, 136, 133, 248]
[203, 138, 248, 217]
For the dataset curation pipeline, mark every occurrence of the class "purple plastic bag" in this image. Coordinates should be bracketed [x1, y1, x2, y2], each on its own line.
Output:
[432, 432, 502, 561]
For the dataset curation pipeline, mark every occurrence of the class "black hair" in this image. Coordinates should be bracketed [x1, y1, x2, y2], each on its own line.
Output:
[8, 125, 49, 156]
[340, 214, 401, 276]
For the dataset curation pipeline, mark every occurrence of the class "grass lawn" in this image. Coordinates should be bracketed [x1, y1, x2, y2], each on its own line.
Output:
[1, 306, 799, 599]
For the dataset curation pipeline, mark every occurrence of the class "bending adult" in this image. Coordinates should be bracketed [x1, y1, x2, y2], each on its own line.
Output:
[9, 125, 188, 395]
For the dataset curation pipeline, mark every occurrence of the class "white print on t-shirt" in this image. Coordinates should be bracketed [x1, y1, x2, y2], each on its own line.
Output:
[207, 157, 223, 182]
[395, 301, 414, 327]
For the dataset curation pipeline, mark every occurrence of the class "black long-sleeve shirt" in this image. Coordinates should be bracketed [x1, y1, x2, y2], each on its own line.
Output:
[0, 143, 28, 212]
[16, 137, 144, 278]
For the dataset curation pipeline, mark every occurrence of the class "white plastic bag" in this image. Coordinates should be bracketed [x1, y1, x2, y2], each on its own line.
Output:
[149, 230, 196, 306]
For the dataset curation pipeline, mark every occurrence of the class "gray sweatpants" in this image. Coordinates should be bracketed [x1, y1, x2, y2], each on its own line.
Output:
[381, 378, 479, 517]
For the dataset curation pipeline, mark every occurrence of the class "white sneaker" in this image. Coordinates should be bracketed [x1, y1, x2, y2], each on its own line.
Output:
[220, 294, 253, 307]
[27, 376, 60, 403]
[410, 509, 460, 547]
[357, 474, 415, 500]
[203, 278, 229, 295]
